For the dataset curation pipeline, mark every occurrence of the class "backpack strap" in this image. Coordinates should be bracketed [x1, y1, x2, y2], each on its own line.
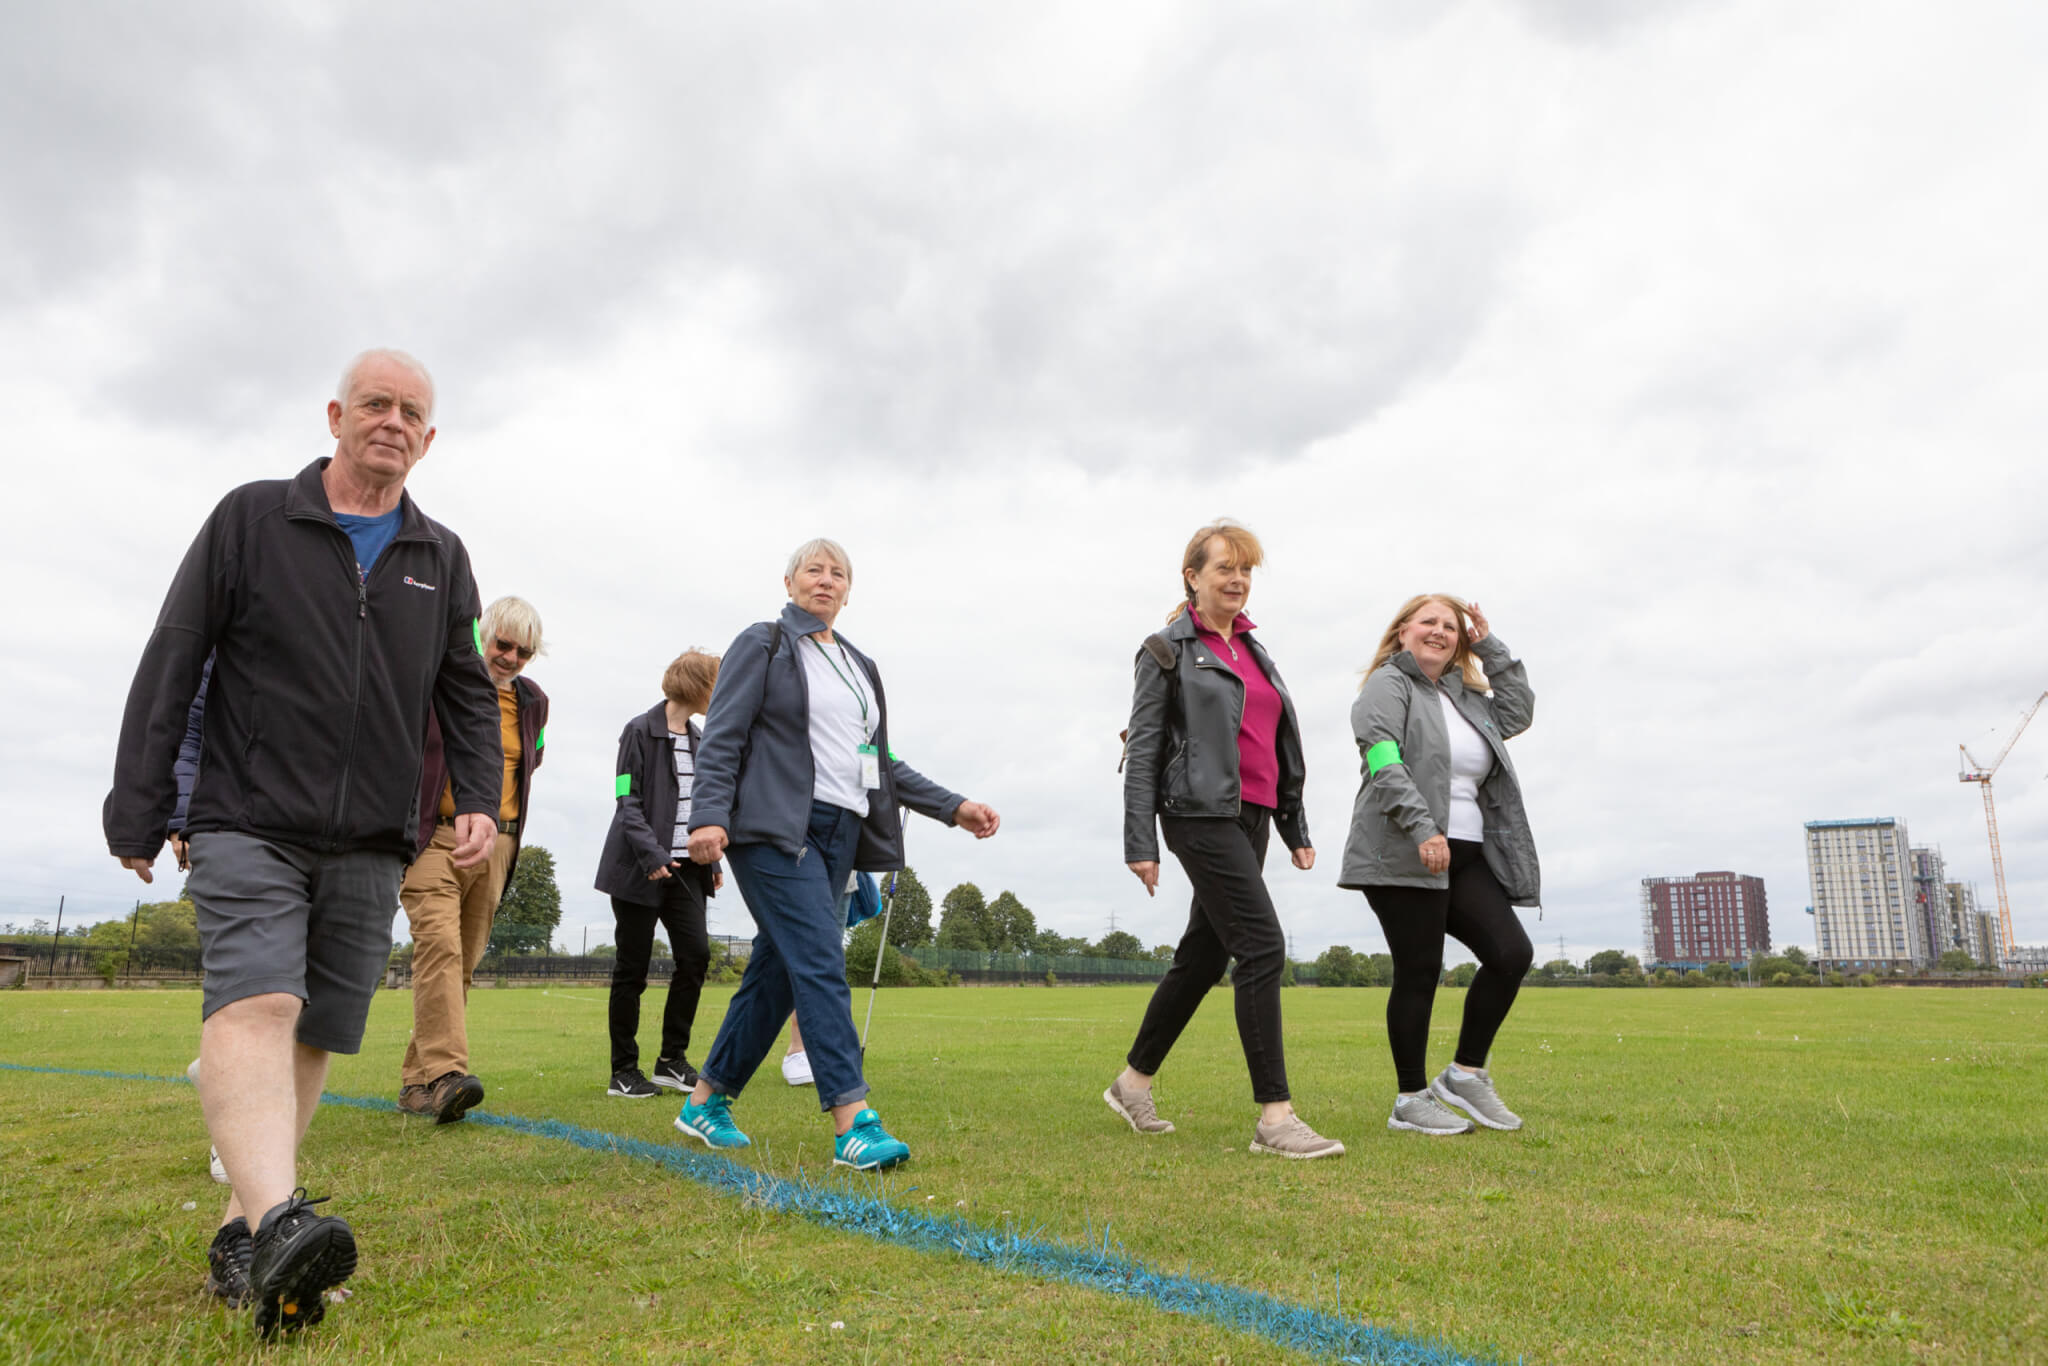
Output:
[1118, 633, 1180, 772]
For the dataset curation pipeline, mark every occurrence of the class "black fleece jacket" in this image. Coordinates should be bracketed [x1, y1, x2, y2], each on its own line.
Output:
[104, 458, 502, 861]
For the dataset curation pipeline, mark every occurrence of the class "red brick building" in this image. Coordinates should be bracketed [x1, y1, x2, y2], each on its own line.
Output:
[1640, 871, 1770, 966]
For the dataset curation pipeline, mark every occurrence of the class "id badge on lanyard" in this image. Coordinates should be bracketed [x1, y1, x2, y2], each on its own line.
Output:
[858, 743, 881, 790]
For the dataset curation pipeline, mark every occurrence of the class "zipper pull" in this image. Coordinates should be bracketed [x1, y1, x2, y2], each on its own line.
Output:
[358, 579, 367, 619]
[796, 846, 807, 863]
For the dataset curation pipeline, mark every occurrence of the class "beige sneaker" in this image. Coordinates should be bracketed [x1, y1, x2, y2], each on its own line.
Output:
[1102, 1076, 1174, 1134]
[1250, 1113, 1346, 1159]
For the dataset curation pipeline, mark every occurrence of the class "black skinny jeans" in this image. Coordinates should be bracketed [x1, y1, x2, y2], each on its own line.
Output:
[608, 866, 712, 1074]
[1363, 839, 1534, 1093]
[1126, 803, 1291, 1103]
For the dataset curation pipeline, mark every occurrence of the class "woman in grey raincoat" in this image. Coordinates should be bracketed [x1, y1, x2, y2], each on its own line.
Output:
[1339, 595, 1537, 1137]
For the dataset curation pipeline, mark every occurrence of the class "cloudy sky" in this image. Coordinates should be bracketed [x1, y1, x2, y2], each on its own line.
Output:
[7, 1, 2045, 966]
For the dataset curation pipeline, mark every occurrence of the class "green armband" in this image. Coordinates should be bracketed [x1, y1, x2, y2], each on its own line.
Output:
[534, 726, 546, 752]
[472, 618, 484, 655]
[1366, 740, 1403, 775]
[615, 773, 632, 797]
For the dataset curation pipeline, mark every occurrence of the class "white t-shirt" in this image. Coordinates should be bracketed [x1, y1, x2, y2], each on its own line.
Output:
[1439, 690, 1494, 842]
[800, 635, 878, 816]
[668, 729, 695, 858]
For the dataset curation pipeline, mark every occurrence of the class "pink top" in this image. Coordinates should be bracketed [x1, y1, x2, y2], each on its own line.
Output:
[1191, 612, 1283, 810]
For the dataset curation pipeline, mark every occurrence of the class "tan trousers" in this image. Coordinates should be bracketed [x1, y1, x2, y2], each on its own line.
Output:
[399, 825, 516, 1087]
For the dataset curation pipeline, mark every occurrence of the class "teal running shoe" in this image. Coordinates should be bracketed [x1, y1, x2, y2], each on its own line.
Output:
[674, 1093, 751, 1150]
[832, 1109, 911, 1171]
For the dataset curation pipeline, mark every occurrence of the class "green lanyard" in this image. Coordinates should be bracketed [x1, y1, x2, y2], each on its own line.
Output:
[808, 636, 871, 726]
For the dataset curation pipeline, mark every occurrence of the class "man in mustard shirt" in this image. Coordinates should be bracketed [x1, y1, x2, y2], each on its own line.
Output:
[398, 595, 551, 1121]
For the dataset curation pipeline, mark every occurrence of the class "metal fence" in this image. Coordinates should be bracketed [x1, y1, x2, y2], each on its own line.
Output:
[900, 946, 1171, 985]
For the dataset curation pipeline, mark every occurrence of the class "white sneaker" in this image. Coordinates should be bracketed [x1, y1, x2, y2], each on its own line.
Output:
[781, 1051, 814, 1087]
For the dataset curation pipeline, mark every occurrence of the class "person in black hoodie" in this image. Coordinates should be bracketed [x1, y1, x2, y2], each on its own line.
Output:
[594, 648, 724, 1098]
[104, 349, 502, 1339]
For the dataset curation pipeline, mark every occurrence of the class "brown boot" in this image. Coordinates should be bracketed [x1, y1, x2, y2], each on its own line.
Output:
[426, 1071, 484, 1124]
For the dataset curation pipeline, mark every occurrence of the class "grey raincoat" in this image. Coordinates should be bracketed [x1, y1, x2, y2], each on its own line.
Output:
[1336, 633, 1540, 905]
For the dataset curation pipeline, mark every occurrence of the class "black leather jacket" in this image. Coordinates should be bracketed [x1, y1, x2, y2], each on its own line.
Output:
[1121, 611, 1310, 863]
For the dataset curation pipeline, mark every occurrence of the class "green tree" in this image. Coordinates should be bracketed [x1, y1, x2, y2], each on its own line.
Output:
[1315, 944, 1361, 987]
[935, 883, 988, 950]
[494, 846, 562, 954]
[1363, 953, 1394, 986]
[1587, 949, 1632, 976]
[883, 868, 934, 947]
[1938, 948, 1976, 973]
[1446, 962, 1478, 988]
[1094, 930, 1146, 960]
[1032, 928, 1089, 958]
[1151, 943, 1176, 961]
[985, 891, 1035, 952]
[1782, 945, 1809, 966]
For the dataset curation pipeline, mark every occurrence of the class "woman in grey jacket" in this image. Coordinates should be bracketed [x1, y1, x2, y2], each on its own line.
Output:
[1108, 521, 1344, 1160]
[1339, 595, 1537, 1137]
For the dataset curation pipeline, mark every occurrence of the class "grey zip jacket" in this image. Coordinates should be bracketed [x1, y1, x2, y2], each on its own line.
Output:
[1337, 633, 1539, 904]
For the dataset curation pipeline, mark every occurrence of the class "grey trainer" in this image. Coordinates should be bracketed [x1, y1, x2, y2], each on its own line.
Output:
[1103, 1076, 1174, 1134]
[1388, 1091, 1474, 1136]
[1250, 1114, 1346, 1159]
[1429, 1065, 1523, 1131]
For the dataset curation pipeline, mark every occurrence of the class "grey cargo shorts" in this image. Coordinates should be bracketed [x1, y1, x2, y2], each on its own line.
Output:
[186, 831, 403, 1054]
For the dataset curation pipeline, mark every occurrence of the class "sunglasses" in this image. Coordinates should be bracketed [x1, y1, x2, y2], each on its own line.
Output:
[493, 637, 536, 660]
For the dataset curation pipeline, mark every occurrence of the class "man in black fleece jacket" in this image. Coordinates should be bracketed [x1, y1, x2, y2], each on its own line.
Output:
[104, 348, 502, 1338]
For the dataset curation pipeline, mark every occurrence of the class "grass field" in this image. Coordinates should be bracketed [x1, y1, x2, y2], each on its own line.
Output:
[2, 984, 2043, 1363]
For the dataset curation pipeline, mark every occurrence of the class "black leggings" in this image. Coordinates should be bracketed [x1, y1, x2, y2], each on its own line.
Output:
[1362, 839, 1534, 1093]
[608, 868, 712, 1074]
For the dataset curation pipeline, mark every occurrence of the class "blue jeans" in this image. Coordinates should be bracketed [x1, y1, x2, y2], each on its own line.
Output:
[700, 800, 868, 1111]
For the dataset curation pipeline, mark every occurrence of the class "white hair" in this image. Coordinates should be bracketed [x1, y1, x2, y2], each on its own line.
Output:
[785, 537, 852, 581]
[336, 348, 436, 423]
[481, 596, 546, 655]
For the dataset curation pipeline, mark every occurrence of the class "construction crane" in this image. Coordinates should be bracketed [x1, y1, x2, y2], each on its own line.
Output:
[1958, 690, 2047, 965]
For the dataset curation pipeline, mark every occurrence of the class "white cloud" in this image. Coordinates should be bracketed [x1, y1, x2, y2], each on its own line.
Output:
[7, 0, 2048, 970]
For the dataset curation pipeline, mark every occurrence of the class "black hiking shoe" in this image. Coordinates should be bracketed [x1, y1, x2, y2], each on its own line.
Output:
[608, 1068, 659, 1098]
[650, 1056, 698, 1090]
[203, 1217, 253, 1309]
[249, 1189, 356, 1339]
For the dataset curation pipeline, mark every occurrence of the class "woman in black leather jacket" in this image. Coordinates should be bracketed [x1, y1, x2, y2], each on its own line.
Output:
[1104, 521, 1343, 1160]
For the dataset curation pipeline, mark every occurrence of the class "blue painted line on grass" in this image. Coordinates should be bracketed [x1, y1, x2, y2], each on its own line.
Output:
[1, 1061, 1504, 1365]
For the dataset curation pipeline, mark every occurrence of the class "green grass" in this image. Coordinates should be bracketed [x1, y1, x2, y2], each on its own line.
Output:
[2, 985, 2044, 1362]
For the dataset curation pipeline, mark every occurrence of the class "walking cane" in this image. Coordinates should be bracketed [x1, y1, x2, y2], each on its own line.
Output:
[859, 870, 898, 1060]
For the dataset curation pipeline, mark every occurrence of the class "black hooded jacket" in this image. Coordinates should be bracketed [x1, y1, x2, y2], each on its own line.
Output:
[104, 458, 502, 861]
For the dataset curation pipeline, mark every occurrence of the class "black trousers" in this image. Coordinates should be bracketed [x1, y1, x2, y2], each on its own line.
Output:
[1362, 839, 1534, 1092]
[1126, 804, 1290, 1103]
[608, 867, 712, 1074]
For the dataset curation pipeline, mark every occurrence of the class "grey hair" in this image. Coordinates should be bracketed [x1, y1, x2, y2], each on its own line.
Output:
[336, 347, 436, 423]
[785, 537, 852, 581]
[481, 596, 546, 655]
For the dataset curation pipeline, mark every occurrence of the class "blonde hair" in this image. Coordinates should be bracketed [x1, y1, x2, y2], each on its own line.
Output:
[662, 648, 721, 709]
[481, 596, 546, 656]
[1363, 594, 1488, 692]
[1167, 519, 1264, 623]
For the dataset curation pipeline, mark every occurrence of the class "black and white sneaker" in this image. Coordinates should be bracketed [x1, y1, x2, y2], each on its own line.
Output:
[248, 1190, 355, 1339]
[650, 1056, 697, 1091]
[204, 1217, 254, 1308]
[608, 1068, 660, 1098]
